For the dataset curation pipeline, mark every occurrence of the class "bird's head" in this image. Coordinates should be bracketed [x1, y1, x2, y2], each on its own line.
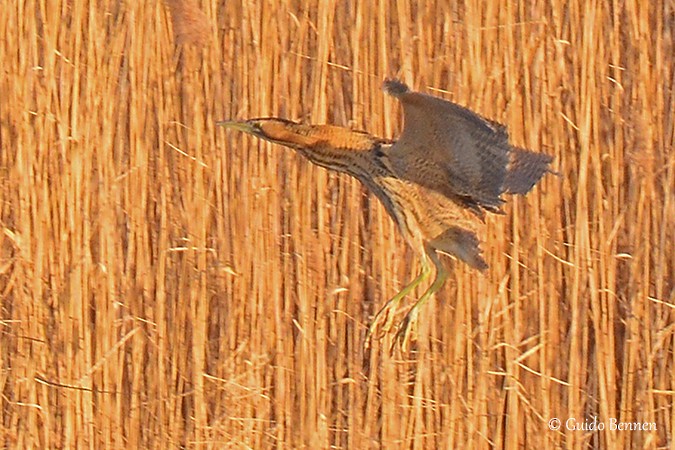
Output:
[218, 117, 389, 155]
[217, 118, 322, 149]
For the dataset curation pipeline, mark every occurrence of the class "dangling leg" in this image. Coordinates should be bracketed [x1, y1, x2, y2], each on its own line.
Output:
[364, 255, 432, 349]
[392, 247, 449, 352]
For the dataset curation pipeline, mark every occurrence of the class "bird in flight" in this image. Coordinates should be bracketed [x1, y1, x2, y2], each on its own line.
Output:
[218, 79, 552, 351]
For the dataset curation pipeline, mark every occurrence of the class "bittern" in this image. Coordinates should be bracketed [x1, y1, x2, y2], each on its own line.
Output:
[218, 79, 552, 350]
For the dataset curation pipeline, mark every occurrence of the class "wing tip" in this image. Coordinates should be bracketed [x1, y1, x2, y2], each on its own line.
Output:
[382, 78, 410, 97]
[504, 147, 555, 195]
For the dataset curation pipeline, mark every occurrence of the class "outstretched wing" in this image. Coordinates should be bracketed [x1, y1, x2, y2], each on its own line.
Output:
[503, 147, 553, 195]
[384, 79, 551, 214]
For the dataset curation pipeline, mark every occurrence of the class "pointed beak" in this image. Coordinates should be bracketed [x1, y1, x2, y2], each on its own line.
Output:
[216, 120, 258, 135]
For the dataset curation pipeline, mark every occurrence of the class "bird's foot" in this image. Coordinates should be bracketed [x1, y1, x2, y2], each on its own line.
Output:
[390, 307, 419, 354]
[364, 302, 401, 350]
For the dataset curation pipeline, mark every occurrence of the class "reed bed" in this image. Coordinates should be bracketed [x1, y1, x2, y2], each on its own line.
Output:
[1, 0, 673, 448]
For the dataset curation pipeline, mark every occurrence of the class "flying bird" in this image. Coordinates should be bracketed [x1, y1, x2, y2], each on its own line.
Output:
[218, 79, 552, 350]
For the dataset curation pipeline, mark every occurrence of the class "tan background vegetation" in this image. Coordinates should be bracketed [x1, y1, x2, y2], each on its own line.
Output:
[1, 0, 673, 448]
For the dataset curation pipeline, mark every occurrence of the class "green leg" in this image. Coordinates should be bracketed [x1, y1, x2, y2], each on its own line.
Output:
[393, 250, 449, 352]
[364, 257, 432, 349]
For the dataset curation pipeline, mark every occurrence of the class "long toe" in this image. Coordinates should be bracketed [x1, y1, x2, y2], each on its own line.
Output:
[391, 308, 420, 354]
[365, 302, 398, 349]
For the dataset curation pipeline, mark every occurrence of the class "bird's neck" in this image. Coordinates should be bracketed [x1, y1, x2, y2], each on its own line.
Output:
[294, 144, 378, 179]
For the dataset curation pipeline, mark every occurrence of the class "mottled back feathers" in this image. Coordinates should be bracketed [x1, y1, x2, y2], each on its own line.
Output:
[384, 79, 552, 215]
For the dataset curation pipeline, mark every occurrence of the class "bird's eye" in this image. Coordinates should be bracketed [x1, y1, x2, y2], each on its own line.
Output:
[374, 145, 386, 158]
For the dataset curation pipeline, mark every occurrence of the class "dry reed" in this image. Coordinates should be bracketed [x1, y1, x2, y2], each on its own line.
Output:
[1, 0, 673, 448]
[165, 0, 212, 47]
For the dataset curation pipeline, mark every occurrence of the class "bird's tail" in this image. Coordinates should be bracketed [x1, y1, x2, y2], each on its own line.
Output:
[432, 227, 489, 272]
[504, 147, 554, 195]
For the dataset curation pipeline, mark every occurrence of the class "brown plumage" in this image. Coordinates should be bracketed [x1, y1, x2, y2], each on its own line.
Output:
[383, 79, 551, 217]
[218, 79, 552, 350]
